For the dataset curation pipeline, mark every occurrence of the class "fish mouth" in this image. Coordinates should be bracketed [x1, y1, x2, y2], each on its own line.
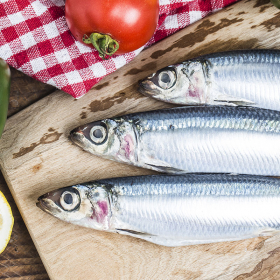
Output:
[70, 127, 87, 148]
[36, 197, 55, 215]
[37, 189, 66, 215]
[36, 201, 44, 211]
[138, 79, 161, 97]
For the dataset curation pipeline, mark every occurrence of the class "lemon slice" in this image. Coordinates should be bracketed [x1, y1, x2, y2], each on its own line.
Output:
[0, 191, 13, 254]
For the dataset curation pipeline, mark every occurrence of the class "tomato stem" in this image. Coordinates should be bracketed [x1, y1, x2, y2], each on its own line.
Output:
[83, 33, 119, 59]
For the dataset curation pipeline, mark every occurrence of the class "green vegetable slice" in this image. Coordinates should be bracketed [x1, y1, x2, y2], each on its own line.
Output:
[0, 59, 10, 138]
[271, 0, 280, 8]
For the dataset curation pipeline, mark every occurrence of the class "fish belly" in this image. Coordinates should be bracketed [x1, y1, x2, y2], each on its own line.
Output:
[109, 175, 280, 246]
[140, 128, 280, 175]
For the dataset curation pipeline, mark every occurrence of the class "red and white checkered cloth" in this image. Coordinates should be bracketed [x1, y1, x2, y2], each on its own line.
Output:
[0, 0, 238, 98]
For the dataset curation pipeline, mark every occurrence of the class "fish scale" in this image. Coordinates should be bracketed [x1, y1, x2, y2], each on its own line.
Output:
[127, 106, 280, 175]
[132, 106, 280, 132]
[209, 52, 280, 106]
[211, 61, 280, 108]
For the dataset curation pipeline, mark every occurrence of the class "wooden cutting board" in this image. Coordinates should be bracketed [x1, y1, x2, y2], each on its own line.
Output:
[1, 0, 280, 279]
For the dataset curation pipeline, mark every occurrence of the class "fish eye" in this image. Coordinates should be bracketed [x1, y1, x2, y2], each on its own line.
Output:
[158, 70, 176, 89]
[60, 190, 80, 211]
[90, 124, 107, 145]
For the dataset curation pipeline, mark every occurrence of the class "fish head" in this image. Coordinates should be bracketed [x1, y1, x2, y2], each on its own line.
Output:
[138, 61, 207, 105]
[37, 183, 111, 230]
[70, 118, 138, 165]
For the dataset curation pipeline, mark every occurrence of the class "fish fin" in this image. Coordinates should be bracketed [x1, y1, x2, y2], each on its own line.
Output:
[138, 148, 188, 174]
[116, 228, 152, 236]
[140, 154, 187, 174]
[146, 164, 187, 174]
[212, 92, 256, 106]
[214, 100, 255, 106]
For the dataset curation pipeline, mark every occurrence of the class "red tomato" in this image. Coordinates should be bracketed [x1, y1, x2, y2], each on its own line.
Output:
[65, 0, 159, 58]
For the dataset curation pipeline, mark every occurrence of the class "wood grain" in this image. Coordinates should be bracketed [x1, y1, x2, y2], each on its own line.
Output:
[0, 68, 54, 279]
[1, 0, 280, 279]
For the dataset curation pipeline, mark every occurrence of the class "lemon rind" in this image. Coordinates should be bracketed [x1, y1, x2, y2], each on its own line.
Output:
[0, 191, 14, 254]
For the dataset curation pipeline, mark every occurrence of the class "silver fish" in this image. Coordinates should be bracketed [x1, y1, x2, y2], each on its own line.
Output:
[37, 174, 280, 246]
[139, 50, 280, 110]
[71, 106, 280, 176]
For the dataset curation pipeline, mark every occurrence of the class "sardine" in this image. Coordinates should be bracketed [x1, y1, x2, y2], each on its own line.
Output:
[139, 50, 280, 110]
[71, 106, 280, 176]
[37, 174, 280, 246]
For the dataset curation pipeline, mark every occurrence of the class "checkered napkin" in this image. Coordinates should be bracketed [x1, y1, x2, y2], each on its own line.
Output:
[0, 0, 238, 98]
